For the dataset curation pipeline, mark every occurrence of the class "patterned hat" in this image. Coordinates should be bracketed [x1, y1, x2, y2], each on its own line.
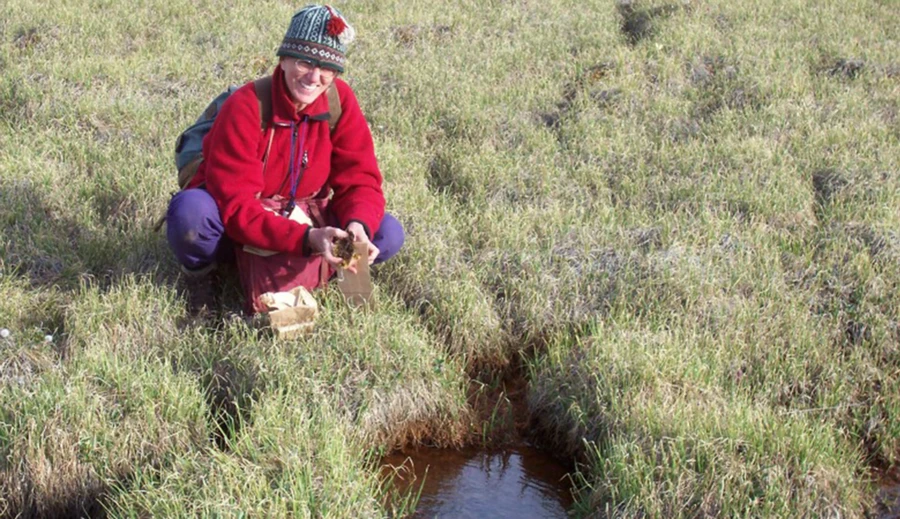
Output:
[277, 5, 356, 73]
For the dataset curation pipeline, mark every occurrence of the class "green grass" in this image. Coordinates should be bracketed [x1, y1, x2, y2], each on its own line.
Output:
[1, 0, 899, 517]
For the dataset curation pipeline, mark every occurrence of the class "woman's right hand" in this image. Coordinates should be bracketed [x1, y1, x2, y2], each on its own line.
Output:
[307, 226, 350, 269]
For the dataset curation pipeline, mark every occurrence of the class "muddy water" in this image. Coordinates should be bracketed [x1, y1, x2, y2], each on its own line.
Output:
[382, 443, 574, 518]
[876, 475, 900, 519]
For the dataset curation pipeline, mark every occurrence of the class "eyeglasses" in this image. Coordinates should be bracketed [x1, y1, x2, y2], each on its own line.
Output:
[289, 58, 338, 80]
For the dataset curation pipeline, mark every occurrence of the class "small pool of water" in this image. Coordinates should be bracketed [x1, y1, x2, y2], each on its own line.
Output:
[876, 483, 900, 518]
[382, 444, 574, 518]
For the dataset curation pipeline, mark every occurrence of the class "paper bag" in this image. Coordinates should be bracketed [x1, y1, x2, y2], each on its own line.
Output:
[336, 242, 374, 308]
[260, 286, 319, 338]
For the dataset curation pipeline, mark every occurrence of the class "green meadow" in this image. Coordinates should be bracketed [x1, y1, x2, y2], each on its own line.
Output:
[1, 0, 899, 516]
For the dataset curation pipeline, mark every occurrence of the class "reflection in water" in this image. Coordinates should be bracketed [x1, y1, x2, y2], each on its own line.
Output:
[383, 444, 574, 518]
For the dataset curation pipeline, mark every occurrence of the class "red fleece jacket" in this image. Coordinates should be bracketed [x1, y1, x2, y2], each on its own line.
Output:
[188, 65, 385, 256]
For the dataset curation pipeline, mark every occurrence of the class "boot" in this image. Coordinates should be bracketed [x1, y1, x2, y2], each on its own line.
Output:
[181, 263, 219, 319]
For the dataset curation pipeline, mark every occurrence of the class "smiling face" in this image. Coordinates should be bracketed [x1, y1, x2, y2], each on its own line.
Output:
[280, 56, 338, 110]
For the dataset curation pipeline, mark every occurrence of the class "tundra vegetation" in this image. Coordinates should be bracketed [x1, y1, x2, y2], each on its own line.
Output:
[1, 0, 898, 517]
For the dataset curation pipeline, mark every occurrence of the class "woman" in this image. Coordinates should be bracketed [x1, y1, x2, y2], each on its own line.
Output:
[166, 4, 404, 315]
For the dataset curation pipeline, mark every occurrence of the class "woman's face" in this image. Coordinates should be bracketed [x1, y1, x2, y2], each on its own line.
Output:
[280, 57, 337, 110]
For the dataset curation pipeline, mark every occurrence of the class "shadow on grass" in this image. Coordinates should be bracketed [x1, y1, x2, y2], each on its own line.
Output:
[0, 176, 238, 330]
[1, 474, 109, 519]
[617, 1, 682, 46]
[202, 356, 260, 450]
[0, 178, 175, 292]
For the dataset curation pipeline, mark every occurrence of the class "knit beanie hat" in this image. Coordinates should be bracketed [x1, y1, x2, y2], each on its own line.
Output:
[276, 5, 356, 73]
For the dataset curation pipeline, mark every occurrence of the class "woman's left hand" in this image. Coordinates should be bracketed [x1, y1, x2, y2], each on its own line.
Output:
[347, 222, 379, 265]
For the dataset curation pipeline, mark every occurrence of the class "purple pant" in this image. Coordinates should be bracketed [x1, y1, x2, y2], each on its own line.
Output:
[167, 188, 405, 270]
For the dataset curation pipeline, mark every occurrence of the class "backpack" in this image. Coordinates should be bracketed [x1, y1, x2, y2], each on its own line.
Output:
[173, 76, 343, 189]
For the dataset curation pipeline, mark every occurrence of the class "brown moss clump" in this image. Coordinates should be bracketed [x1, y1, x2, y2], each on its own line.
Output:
[333, 231, 360, 269]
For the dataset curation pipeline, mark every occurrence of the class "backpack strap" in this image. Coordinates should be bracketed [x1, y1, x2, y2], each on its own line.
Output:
[253, 76, 273, 131]
[177, 156, 202, 190]
[326, 83, 342, 132]
[253, 76, 275, 176]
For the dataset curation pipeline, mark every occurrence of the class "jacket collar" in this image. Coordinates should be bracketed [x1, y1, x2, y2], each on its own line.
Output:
[271, 65, 331, 125]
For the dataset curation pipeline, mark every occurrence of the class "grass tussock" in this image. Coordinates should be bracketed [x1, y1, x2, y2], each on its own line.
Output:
[1, 0, 899, 516]
[530, 322, 870, 517]
[0, 278, 209, 517]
